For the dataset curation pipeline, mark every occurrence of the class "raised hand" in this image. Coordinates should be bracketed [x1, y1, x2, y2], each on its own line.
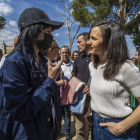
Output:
[48, 56, 63, 81]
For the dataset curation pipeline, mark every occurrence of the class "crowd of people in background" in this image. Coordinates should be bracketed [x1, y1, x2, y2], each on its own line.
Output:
[1, 7, 140, 140]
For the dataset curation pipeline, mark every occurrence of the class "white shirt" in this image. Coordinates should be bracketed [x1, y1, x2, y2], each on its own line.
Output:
[0, 54, 8, 68]
[89, 60, 140, 118]
[60, 60, 73, 82]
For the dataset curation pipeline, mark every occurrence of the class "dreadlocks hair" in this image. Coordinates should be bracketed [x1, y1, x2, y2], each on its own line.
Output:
[7, 23, 50, 60]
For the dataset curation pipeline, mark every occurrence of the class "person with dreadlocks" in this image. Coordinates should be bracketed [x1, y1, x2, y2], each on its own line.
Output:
[0, 7, 63, 140]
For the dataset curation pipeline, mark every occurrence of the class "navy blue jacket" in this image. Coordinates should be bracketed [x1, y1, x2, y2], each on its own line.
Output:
[0, 48, 60, 140]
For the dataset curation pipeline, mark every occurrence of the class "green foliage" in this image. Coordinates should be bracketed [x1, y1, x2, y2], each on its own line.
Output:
[72, 0, 140, 47]
[126, 18, 140, 47]
[72, 0, 119, 27]
[0, 16, 6, 31]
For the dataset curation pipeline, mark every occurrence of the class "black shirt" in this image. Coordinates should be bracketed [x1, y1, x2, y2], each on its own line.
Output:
[72, 53, 91, 84]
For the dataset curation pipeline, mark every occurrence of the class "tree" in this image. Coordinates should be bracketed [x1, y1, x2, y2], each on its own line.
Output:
[0, 16, 6, 31]
[126, 17, 140, 48]
[55, 0, 81, 52]
[72, 0, 140, 31]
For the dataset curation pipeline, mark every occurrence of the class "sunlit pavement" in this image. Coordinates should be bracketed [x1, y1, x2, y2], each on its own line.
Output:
[58, 113, 91, 140]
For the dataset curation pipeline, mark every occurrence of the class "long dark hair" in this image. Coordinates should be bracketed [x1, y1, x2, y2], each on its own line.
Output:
[7, 23, 50, 59]
[71, 51, 80, 61]
[89, 21, 130, 79]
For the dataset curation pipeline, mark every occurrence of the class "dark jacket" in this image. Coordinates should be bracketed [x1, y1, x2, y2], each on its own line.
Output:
[0, 48, 60, 140]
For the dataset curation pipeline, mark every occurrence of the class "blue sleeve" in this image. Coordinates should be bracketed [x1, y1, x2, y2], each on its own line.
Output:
[2, 61, 57, 121]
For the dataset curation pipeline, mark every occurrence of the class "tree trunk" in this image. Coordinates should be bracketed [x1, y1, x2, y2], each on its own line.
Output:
[118, 0, 127, 29]
[55, 0, 80, 52]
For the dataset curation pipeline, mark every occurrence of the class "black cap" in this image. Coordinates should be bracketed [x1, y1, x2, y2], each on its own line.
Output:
[18, 7, 64, 31]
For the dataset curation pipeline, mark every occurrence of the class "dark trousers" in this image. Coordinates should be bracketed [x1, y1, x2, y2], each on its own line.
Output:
[59, 105, 71, 135]
[137, 122, 140, 139]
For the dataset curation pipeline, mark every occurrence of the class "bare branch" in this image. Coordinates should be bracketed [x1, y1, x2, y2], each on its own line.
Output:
[57, 13, 67, 20]
[55, 0, 80, 51]
[69, 20, 74, 31]
[126, 13, 136, 17]
[68, 6, 72, 11]
[55, 0, 65, 4]
[107, 14, 116, 20]
[68, 11, 74, 23]
[70, 25, 81, 49]
[107, 13, 120, 20]
[112, 13, 120, 19]
[125, 11, 140, 28]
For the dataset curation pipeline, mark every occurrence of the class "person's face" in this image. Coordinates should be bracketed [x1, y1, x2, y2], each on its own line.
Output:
[51, 42, 60, 59]
[77, 36, 87, 53]
[134, 51, 139, 60]
[73, 52, 79, 60]
[37, 26, 52, 41]
[14, 36, 18, 46]
[60, 47, 70, 62]
[88, 26, 106, 56]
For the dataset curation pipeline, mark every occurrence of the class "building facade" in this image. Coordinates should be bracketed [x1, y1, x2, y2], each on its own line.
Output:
[2, 41, 14, 54]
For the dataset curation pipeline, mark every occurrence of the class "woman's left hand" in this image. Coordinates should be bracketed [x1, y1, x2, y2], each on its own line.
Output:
[82, 85, 90, 95]
[100, 122, 125, 136]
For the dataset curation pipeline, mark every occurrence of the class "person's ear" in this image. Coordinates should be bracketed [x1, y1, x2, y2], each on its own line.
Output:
[50, 49, 53, 54]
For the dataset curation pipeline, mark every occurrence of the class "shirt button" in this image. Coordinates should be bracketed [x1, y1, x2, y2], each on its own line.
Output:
[40, 75, 42, 77]
[34, 74, 36, 77]
[47, 118, 50, 121]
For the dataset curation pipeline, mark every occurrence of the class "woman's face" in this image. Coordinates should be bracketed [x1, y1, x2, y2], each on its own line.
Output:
[73, 52, 79, 60]
[37, 26, 52, 41]
[134, 51, 139, 60]
[88, 26, 106, 56]
[50, 42, 60, 59]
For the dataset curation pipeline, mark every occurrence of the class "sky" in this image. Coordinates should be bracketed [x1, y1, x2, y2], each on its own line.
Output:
[0, 0, 137, 58]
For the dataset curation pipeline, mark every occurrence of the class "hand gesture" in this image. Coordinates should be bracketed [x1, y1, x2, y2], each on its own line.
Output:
[48, 56, 63, 81]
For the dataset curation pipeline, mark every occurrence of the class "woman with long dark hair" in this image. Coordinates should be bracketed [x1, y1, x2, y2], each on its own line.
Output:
[0, 7, 63, 140]
[71, 50, 80, 61]
[84, 21, 140, 139]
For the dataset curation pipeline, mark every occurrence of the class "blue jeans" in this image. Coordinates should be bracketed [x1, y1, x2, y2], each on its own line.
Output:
[92, 112, 137, 140]
[59, 105, 71, 135]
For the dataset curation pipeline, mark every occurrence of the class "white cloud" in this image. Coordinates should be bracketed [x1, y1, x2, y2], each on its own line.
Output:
[53, 33, 60, 37]
[0, 2, 13, 16]
[69, 0, 73, 3]
[64, 22, 71, 28]
[0, 0, 11, 2]
[11, 28, 19, 33]
[70, 8, 73, 14]
[0, 28, 19, 49]
[43, 2, 65, 16]
[9, 20, 17, 27]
